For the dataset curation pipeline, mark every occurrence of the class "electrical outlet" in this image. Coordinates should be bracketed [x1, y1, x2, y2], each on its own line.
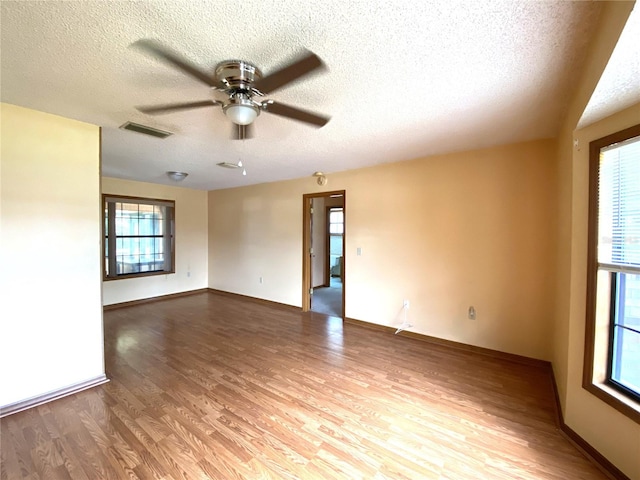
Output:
[187, 271, 191, 278]
[468, 306, 476, 320]
[403, 299, 410, 309]
[259, 276, 263, 284]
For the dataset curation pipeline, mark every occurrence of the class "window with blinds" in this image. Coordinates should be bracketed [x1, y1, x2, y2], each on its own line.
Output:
[103, 195, 175, 280]
[599, 137, 640, 268]
[587, 126, 640, 408]
[599, 135, 640, 399]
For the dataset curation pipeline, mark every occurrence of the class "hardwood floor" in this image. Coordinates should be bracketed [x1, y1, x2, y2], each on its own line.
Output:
[1, 292, 608, 479]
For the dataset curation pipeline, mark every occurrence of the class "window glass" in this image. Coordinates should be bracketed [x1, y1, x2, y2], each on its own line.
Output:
[103, 196, 174, 279]
[329, 208, 344, 235]
[611, 273, 640, 394]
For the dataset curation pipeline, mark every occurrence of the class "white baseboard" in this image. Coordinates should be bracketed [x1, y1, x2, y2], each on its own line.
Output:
[0, 374, 109, 418]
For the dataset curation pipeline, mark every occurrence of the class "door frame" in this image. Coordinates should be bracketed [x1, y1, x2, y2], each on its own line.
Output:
[302, 190, 346, 317]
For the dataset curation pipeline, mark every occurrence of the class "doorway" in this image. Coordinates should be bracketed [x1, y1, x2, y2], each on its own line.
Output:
[302, 190, 345, 318]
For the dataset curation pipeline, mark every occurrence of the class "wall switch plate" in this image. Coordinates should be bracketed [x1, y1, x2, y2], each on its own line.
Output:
[259, 276, 263, 284]
[468, 306, 476, 320]
[403, 299, 410, 309]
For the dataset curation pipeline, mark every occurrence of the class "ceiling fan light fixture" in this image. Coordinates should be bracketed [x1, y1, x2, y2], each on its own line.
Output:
[224, 104, 258, 125]
[223, 96, 259, 126]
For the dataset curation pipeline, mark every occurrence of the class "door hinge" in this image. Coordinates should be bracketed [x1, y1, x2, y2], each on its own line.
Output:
[309, 247, 314, 255]
[310, 207, 314, 214]
[309, 288, 313, 295]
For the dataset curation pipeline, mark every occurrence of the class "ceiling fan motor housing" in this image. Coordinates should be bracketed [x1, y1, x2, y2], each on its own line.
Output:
[216, 61, 264, 124]
[215, 60, 263, 93]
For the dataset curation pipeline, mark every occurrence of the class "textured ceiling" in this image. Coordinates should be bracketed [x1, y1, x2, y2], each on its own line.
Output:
[1, 1, 607, 190]
[579, 5, 640, 129]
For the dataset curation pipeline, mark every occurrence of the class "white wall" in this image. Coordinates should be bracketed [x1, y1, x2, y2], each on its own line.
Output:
[0, 103, 104, 407]
[102, 177, 208, 305]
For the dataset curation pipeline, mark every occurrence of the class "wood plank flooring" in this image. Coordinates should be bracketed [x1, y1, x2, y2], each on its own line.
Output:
[1, 292, 608, 479]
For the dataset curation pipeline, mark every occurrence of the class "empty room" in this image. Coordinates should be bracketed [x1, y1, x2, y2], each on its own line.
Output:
[1, 1, 639, 479]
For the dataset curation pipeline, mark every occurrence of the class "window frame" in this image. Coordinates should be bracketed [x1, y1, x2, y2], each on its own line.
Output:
[607, 271, 640, 401]
[102, 194, 176, 281]
[583, 123, 640, 424]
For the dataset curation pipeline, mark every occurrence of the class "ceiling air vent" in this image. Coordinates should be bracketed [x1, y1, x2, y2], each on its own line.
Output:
[216, 162, 242, 169]
[119, 121, 173, 139]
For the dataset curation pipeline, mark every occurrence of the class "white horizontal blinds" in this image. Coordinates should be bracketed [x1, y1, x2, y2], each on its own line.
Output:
[599, 135, 640, 268]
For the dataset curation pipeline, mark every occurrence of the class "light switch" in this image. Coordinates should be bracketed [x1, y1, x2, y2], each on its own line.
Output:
[357, 247, 362, 256]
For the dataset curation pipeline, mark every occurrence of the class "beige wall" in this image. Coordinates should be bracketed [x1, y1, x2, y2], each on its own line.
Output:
[0, 103, 104, 407]
[2, 4, 634, 472]
[551, 2, 639, 478]
[552, 0, 635, 413]
[567, 104, 640, 477]
[102, 177, 208, 305]
[209, 138, 557, 360]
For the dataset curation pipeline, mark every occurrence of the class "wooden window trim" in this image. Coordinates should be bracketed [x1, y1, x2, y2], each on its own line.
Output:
[583, 123, 640, 424]
[102, 194, 176, 281]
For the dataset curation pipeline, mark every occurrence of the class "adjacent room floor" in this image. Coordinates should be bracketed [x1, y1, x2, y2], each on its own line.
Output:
[312, 276, 343, 317]
[0, 292, 608, 479]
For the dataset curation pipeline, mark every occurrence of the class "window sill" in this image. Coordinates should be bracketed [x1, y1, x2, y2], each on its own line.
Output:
[103, 270, 174, 281]
[584, 381, 640, 424]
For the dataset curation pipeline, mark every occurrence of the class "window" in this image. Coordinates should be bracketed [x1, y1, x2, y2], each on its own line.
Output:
[103, 195, 175, 280]
[584, 124, 640, 422]
[328, 208, 344, 275]
[329, 208, 344, 234]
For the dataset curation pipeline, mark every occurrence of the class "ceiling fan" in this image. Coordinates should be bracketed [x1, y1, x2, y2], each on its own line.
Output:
[132, 39, 330, 139]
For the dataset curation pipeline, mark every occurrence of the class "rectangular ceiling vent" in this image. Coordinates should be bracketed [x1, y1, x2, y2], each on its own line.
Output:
[119, 121, 173, 139]
[216, 162, 241, 169]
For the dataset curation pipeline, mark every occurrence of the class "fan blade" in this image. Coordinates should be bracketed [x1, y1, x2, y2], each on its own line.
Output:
[136, 100, 221, 115]
[263, 101, 330, 127]
[131, 39, 217, 87]
[253, 50, 325, 94]
[232, 123, 254, 140]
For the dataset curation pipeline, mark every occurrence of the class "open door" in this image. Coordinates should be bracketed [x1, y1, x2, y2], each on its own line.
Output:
[302, 191, 345, 318]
